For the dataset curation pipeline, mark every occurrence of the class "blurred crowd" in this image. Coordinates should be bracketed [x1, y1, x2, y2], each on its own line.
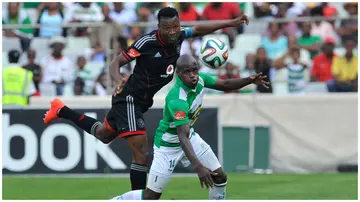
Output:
[2, 2, 358, 100]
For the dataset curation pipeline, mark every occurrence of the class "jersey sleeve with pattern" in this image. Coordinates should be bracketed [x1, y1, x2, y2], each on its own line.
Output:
[199, 72, 217, 88]
[167, 99, 190, 127]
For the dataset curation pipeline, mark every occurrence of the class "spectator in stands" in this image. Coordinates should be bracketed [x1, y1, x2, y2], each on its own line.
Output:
[273, 46, 308, 94]
[73, 77, 85, 96]
[23, 49, 42, 96]
[274, 3, 298, 38]
[64, 2, 104, 45]
[288, 36, 312, 67]
[253, 3, 273, 19]
[218, 62, 240, 93]
[85, 40, 106, 62]
[98, 4, 123, 52]
[261, 22, 288, 60]
[93, 71, 108, 96]
[128, 25, 142, 45]
[76, 56, 92, 84]
[337, 3, 358, 45]
[179, 3, 200, 21]
[297, 21, 322, 59]
[2, 2, 33, 52]
[202, 3, 242, 48]
[34, 2, 67, 38]
[178, 3, 201, 58]
[322, 3, 338, 18]
[327, 39, 358, 92]
[310, 6, 339, 44]
[286, 3, 307, 18]
[311, 37, 336, 83]
[102, 3, 112, 23]
[254, 47, 273, 93]
[137, 3, 157, 34]
[109, 2, 137, 38]
[40, 36, 74, 96]
[321, 3, 338, 27]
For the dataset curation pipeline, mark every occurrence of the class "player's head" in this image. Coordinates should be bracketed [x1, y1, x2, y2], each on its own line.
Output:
[176, 54, 199, 89]
[157, 7, 181, 45]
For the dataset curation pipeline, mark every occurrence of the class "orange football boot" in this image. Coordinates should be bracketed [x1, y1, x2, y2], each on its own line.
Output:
[43, 98, 65, 124]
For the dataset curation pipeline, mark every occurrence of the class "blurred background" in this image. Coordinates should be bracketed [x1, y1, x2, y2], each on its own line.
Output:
[2, 2, 358, 200]
[2, 2, 358, 97]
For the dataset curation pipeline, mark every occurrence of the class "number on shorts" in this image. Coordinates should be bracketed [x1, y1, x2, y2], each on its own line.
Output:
[169, 159, 175, 169]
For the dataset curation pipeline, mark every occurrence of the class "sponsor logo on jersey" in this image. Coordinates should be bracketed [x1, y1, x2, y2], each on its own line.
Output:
[161, 64, 175, 78]
[127, 48, 141, 58]
[166, 64, 174, 75]
[174, 111, 186, 120]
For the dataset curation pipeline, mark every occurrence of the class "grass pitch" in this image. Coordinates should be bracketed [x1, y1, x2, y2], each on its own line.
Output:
[2, 173, 357, 200]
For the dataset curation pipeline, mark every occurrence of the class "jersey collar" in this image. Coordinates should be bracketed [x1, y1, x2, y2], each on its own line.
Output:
[176, 75, 196, 92]
[156, 30, 165, 45]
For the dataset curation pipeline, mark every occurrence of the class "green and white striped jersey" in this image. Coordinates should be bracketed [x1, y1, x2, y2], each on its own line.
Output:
[288, 63, 307, 93]
[154, 72, 216, 148]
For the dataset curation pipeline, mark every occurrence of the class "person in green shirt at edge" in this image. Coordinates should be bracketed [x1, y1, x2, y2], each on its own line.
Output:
[110, 54, 269, 200]
[3, 2, 34, 52]
[297, 21, 323, 59]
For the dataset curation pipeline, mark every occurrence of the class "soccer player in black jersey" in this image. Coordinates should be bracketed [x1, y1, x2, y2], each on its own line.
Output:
[44, 7, 249, 190]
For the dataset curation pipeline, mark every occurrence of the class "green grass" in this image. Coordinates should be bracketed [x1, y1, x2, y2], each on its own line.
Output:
[2, 173, 358, 200]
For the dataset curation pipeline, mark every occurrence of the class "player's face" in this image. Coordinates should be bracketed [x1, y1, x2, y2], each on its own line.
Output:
[159, 17, 181, 44]
[178, 65, 199, 89]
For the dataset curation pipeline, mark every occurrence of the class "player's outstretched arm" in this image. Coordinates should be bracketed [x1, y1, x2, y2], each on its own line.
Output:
[210, 72, 270, 92]
[109, 53, 130, 85]
[191, 14, 249, 37]
[177, 124, 217, 189]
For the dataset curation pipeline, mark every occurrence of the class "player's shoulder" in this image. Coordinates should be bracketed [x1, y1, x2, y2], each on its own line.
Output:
[198, 72, 210, 84]
[166, 85, 188, 103]
[132, 31, 157, 50]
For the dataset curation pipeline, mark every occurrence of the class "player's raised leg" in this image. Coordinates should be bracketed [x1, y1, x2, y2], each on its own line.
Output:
[43, 98, 117, 143]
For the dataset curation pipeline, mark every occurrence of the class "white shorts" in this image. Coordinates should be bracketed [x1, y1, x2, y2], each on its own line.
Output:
[147, 132, 221, 193]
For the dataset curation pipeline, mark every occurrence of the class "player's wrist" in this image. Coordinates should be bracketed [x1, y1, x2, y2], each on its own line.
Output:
[247, 76, 254, 84]
[192, 162, 203, 170]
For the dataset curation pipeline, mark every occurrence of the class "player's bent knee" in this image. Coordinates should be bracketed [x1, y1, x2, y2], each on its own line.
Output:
[95, 124, 117, 144]
[144, 188, 161, 200]
[212, 168, 227, 184]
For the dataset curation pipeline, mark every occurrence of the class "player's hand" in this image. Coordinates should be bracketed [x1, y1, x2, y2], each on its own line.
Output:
[195, 165, 218, 189]
[231, 14, 249, 26]
[113, 78, 126, 96]
[250, 72, 270, 89]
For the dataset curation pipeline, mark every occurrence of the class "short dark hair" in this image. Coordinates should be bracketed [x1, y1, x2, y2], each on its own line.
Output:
[8, 50, 20, 63]
[157, 7, 179, 23]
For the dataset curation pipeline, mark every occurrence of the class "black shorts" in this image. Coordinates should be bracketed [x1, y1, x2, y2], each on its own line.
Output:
[105, 94, 147, 138]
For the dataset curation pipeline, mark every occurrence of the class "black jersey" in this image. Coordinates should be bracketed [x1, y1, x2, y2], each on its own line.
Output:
[116, 27, 193, 108]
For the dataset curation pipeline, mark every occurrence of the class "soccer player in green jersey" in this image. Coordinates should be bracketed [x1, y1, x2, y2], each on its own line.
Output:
[111, 54, 269, 200]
